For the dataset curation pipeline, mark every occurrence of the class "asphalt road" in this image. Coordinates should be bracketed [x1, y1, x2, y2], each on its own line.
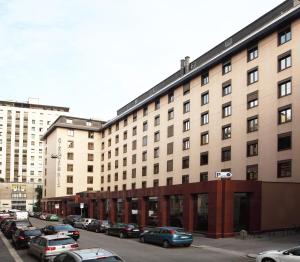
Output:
[14, 218, 253, 262]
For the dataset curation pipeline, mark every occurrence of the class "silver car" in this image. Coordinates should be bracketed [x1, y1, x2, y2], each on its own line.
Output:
[256, 246, 300, 262]
[73, 218, 95, 229]
[53, 248, 124, 262]
[28, 235, 78, 262]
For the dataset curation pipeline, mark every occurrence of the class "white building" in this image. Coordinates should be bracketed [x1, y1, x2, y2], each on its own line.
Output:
[0, 98, 69, 211]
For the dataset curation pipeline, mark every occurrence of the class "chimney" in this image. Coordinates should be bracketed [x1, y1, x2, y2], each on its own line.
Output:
[180, 59, 185, 75]
[184, 56, 190, 73]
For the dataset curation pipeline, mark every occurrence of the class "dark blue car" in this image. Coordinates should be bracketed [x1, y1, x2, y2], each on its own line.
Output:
[139, 227, 193, 248]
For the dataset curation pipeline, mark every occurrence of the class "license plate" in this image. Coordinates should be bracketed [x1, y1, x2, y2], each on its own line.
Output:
[181, 236, 188, 239]
[133, 229, 139, 232]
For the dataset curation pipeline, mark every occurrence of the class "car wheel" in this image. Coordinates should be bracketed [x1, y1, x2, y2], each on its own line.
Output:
[140, 236, 145, 243]
[119, 232, 125, 239]
[262, 259, 276, 262]
[162, 240, 170, 248]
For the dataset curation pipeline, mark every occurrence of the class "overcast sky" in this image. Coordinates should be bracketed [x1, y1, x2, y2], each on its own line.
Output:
[0, 0, 283, 121]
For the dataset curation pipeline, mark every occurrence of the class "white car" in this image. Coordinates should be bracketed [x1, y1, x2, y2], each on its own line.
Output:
[74, 218, 95, 229]
[256, 246, 300, 262]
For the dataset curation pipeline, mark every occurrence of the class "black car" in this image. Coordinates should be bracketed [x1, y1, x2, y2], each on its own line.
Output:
[106, 223, 142, 238]
[63, 215, 81, 226]
[12, 227, 42, 249]
[86, 220, 112, 233]
[0, 217, 13, 231]
[43, 224, 80, 240]
[4, 220, 33, 239]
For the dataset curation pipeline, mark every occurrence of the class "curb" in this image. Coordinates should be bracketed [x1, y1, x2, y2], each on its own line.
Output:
[0, 231, 24, 262]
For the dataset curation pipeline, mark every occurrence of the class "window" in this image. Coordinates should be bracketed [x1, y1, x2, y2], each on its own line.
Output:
[123, 144, 127, 153]
[222, 102, 232, 118]
[132, 126, 137, 136]
[101, 142, 104, 150]
[107, 174, 111, 182]
[87, 176, 93, 184]
[87, 131, 94, 139]
[108, 127, 112, 135]
[123, 157, 127, 166]
[278, 78, 292, 98]
[278, 51, 292, 71]
[278, 132, 292, 151]
[139, 106, 146, 118]
[124, 118, 128, 127]
[183, 137, 190, 150]
[142, 151, 147, 161]
[66, 187, 73, 195]
[67, 129, 74, 137]
[115, 148, 119, 156]
[153, 163, 159, 174]
[200, 152, 208, 165]
[246, 165, 258, 180]
[108, 151, 111, 159]
[183, 101, 190, 113]
[142, 166, 147, 176]
[201, 92, 209, 105]
[67, 152, 73, 160]
[67, 176, 73, 183]
[142, 181, 147, 188]
[166, 177, 173, 186]
[278, 27, 291, 45]
[153, 179, 159, 187]
[222, 81, 232, 96]
[115, 122, 119, 131]
[143, 121, 148, 131]
[168, 92, 174, 103]
[142, 136, 147, 146]
[115, 135, 119, 144]
[167, 142, 173, 155]
[154, 115, 160, 126]
[167, 160, 173, 172]
[221, 146, 231, 162]
[247, 91, 258, 109]
[201, 112, 209, 125]
[183, 119, 190, 132]
[132, 140, 137, 150]
[123, 171, 127, 180]
[167, 125, 174, 138]
[277, 160, 292, 178]
[247, 116, 258, 132]
[247, 67, 258, 85]
[200, 172, 208, 182]
[154, 131, 160, 142]
[155, 99, 160, 110]
[132, 111, 137, 122]
[182, 175, 189, 184]
[87, 165, 93, 172]
[222, 124, 231, 140]
[201, 132, 209, 145]
[278, 105, 292, 124]
[115, 160, 118, 168]
[182, 156, 189, 169]
[88, 142, 94, 150]
[154, 147, 159, 158]
[201, 72, 209, 86]
[123, 131, 128, 140]
[247, 45, 258, 61]
[88, 154, 94, 161]
[183, 83, 190, 95]
[132, 154, 137, 164]
[168, 108, 174, 120]
[132, 168, 136, 178]
[222, 61, 231, 74]
[247, 140, 258, 157]
[67, 164, 73, 172]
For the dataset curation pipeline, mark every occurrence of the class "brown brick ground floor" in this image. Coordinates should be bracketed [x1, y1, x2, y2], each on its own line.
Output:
[42, 180, 300, 238]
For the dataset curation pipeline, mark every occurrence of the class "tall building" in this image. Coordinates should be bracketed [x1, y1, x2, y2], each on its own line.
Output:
[43, 0, 300, 238]
[0, 98, 69, 211]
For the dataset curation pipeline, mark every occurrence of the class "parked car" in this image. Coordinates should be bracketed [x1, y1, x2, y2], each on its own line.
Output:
[256, 246, 300, 262]
[86, 220, 112, 233]
[28, 235, 78, 262]
[12, 227, 42, 249]
[139, 227, 193, 248]
[0, 217, 13, 230]
[53, 248, 124, 262]
[63, 215, 81, 226]
[33, 212, 42, 218]
[4, 220, 33, 239]
[46, 214, 60, 222]
[40, 213, 48, 220]
[43, 224, 80, 240]
[106, 223, 142, 238]
[73, 218, 95, 229]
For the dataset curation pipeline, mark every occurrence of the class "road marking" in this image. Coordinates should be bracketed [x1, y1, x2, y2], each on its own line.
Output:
[0, 231, 24, 262]
[192, 244, 248, 257]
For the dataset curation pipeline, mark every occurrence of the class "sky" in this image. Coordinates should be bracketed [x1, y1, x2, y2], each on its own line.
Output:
[0, 0, 283, 121]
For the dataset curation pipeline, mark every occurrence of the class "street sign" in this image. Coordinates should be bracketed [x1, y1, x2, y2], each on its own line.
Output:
[80, 203, 84, 209]
[215, 172, 232, 179]
[55, 204, 59, 209]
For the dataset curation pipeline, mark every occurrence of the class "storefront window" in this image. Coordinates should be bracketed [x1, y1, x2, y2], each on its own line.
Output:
[116, 199, 123, 222]
[131, 198, 138, 224]
[234, 193, 250, 232]
[148, 197, 158, 226]
[169, 195, 183, 228]
[195, 194, 208, 232]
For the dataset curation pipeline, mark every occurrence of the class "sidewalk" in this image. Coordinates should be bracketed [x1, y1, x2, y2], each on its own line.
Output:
[192, 232, 300, 258]
[0, 233, 16, 262]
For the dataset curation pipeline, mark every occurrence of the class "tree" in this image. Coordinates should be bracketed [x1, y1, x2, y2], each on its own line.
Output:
[33, 186, 43, 212]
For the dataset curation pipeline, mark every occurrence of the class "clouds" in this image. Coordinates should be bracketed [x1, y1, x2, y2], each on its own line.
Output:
[0, 0, 283, 120]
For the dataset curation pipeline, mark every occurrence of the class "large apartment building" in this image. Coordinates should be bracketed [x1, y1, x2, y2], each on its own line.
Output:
[43, 0, 300, 238]
[0, 98, 69, 211]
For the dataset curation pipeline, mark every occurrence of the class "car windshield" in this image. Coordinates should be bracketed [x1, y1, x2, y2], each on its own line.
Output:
[48, 238, 75, 246]
[16, 221, 31, 227]
[84, 256, 123, 262]
[54, 225, 74, 231]
[24, 229, 42, 236]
